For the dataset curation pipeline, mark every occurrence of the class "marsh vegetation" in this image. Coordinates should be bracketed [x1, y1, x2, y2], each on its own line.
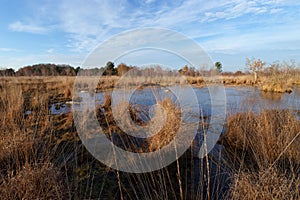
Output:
[0, 70, 299, 199]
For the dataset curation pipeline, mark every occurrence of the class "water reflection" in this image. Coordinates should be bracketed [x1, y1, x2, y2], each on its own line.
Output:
[259, 91, 284, 102]
[49, 86, 300, 116]
[50, 103, 71, 115]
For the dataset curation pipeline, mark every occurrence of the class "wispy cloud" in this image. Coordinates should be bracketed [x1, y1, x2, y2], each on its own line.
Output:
[46, 48, 54, 53]
[3, 0, 300, 70]
[46, 0, 293, 52]
[51, 0, 129, 51]
[201, 0, 283, 22]
[0, 47, 18, 52]
[270, 8, 283, 14]
[9, 21, 49, 34]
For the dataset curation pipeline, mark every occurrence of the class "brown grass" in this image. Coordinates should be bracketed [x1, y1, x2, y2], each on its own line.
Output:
[1, 76, 299, 199]
[94, 94, 183, 153]
[0, 81, 66, 199]
[0, 163, 64, 199]
[220, 109, 300, 199]
[229, 168, 299, 200]
[259, 75, 293, 93]
[220, 110, 300, 167]
[147, 99, 181, 151]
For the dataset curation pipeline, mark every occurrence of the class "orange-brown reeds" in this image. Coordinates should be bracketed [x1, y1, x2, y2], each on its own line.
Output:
[220, 109, 300, 199]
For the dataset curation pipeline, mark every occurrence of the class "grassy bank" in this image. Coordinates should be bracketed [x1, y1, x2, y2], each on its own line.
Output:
[0, 76, 299, 199]
[2, 73, 299, 93]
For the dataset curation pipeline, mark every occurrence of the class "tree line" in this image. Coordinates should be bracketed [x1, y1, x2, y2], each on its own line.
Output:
[1, 59, 298, 78]
[0, 61, 222, 77]
[0, 64, 76, 76]
[0, 62, 131, 76]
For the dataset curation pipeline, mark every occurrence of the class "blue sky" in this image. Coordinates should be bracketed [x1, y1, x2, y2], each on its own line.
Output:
[0, 0, 300, 71]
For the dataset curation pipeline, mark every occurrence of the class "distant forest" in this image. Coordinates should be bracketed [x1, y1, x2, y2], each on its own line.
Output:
[0, 64, 77, 76]
[0, 62, 135, 76]
[0, 62, 164, 76]
[0, 62, 247, 77]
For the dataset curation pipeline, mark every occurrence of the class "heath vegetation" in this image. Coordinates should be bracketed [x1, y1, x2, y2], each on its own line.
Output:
[0, 60, 299, 199]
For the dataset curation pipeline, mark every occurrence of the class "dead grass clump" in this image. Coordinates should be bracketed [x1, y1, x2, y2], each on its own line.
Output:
[64, 88, 72, 98]
[0, 132, 36, 172]
[187, 77, 199, 84]
[220, 109, 300, 199]
[220, 109, 300, 168]
[260, 82, 292, 93]
[287, 75, 300, 85]
[147, 99, 181, 151]
[95, 94, 183, 153]
[259, 73, 293, 93]
[102, 93, 112, 109]
[0, 84, 24, 128]
[220, 75, 254, 86]
[228, 169, 299, 200]
[0, 163, 65, 199]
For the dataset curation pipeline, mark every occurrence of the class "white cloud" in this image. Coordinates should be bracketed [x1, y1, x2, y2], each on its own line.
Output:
[48, 0, 291, 52]
[9, 21, 49, 34]
[46, 48, 54, 53]
[0, 48, 17, 52]
[270, 8, 283, 14]
[13, 0, 288, 50]
[201, 0, 283, 22]
[51, 0, 129, 51]
[5, 0, 300, 69]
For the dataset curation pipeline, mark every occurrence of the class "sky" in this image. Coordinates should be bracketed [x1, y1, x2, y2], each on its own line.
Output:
[0, 0, 300, 71]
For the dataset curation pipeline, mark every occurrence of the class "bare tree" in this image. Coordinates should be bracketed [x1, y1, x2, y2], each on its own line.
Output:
[246, 58, 265, 83]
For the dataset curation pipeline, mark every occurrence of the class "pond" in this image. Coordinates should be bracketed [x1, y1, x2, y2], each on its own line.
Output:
[50, 86, 300, 117]
[48, 85, 300, 196]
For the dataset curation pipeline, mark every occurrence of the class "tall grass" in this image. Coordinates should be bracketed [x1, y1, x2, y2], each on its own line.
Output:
[0, 81, 66, 199]
[0, 76, 299, 199]
[89, 93, 226, 199]
[219, 109, 300, 199]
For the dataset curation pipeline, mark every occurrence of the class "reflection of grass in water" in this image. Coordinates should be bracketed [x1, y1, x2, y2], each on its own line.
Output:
[0, 77, 299, 199]
[259, 91, 284, 102]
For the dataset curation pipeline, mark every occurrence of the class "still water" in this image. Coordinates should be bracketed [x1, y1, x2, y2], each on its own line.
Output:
[50, 86, 300, 117]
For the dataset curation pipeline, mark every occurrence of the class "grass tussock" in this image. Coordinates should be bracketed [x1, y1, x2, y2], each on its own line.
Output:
[259, 76, 293, 93]
[147, 99, 181, 151]
[0, 163, 64, 199]
[95, 94, 183, 153]
[220, 110, 300, 167]
[260, 83, 292, 93]
[220, 109, 300, 199]
[228, 169, 300, 200]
